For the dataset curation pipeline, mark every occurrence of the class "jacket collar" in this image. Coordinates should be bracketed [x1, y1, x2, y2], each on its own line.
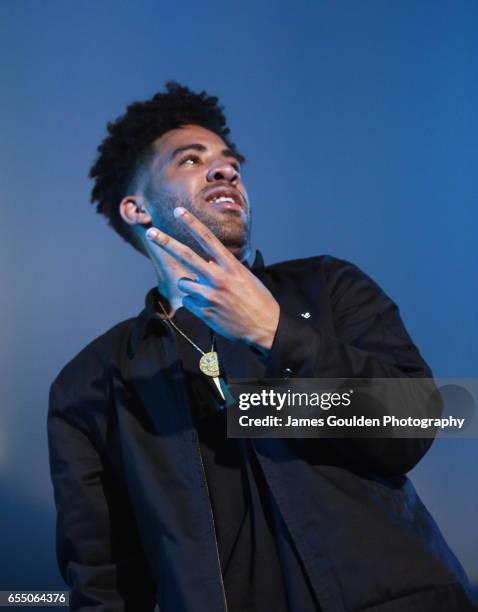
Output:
[128, 249, 265, 357]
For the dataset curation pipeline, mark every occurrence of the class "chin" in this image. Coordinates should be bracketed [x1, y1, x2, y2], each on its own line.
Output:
[208, 220, 250, 253]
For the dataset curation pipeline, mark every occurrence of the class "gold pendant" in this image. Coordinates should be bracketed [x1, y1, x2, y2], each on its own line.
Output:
[212, 376, 226, 401]
[199, 351, 220, 378]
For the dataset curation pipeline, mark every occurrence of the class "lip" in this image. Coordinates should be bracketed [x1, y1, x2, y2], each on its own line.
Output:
[203, 185, 245, 210]
[211, 199, 243, 213]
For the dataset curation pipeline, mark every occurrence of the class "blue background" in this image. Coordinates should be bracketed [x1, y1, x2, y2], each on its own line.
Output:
[1, 0, 476, 594]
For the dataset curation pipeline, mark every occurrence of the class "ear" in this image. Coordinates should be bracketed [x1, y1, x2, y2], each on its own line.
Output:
[119, 195, 152, 226]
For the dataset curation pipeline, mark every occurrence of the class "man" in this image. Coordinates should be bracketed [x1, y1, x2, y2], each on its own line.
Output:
[47, 82, 477, 611]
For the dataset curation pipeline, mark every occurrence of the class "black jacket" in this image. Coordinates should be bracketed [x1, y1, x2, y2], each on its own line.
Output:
[47, 253, 478, 611]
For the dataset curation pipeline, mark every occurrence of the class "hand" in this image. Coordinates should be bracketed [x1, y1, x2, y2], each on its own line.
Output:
[145, 207, 280, 352]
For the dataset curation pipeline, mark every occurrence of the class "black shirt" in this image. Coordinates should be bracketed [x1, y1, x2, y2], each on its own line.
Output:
[167, 304, 320, 612]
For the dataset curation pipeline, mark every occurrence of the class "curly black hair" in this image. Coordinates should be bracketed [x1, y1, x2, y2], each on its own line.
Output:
[89, 81, 245, 256]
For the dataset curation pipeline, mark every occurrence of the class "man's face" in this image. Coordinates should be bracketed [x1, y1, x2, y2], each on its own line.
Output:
[139, 124, 251, 261]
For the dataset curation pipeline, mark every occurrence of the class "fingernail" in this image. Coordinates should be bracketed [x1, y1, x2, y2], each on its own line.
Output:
[174, 207, 186, 218]
[146, 228, 158, 239]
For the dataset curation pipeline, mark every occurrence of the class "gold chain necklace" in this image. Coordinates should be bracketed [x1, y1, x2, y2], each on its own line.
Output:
[157, 298, 225, 401]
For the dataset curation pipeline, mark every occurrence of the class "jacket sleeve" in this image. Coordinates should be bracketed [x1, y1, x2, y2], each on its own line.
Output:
[47, 379, 157, 612]
[263, 257, 438, 476]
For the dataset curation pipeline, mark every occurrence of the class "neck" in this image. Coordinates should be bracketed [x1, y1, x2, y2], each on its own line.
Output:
[150, 259, 188, 318]
[156, 278, 183, 317]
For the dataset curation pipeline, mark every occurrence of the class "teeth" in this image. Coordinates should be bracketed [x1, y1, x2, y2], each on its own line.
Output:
[212, 196, 235, 204]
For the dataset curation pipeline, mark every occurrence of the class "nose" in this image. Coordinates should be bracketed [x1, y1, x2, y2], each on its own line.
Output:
[206, 159, 239, 184]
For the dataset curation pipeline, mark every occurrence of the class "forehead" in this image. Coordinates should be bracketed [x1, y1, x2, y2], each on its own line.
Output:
[151, 124, 228, 161]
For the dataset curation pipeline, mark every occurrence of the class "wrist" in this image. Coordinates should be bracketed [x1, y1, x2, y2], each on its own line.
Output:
[246, 304, 280, 353]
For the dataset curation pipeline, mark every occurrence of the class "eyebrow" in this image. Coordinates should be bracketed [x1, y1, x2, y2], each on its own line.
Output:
[169, 143, 240, 164]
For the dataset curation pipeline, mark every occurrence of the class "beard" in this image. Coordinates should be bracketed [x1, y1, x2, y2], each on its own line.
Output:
[147, 188, 252, 262]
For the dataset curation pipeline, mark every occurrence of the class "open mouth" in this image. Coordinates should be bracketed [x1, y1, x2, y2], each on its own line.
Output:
[204, 187, 244, 211]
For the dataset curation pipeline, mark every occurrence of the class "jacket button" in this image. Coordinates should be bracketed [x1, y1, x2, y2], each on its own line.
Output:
[282, 368, 292, 379]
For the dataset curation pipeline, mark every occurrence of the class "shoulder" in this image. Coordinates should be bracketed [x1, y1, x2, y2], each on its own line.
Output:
[263, 254, 392, 315]
[264, 254, 376, 288]
[50, 316, 137, 401]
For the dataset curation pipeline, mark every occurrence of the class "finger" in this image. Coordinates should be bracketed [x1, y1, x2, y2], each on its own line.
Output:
[182, 296, 235, 341]
[182, 295, 212, 321]
[145, 226, 216, 280]
[173, 207, 236, 269]
[177, 277, 212, 302]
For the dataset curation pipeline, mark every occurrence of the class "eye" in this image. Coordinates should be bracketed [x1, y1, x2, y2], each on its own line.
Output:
[179, 154, 201, 166]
